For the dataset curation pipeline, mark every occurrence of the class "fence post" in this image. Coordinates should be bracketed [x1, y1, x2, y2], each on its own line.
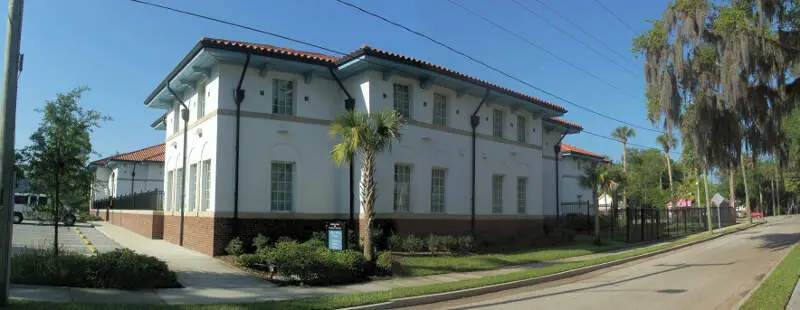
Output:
[587, 200, 591, 229]
[683, 209, 687, 235]
[640, 208, 645, 242]
[626, 207, 631, 242]
[656, 209, 660, 241]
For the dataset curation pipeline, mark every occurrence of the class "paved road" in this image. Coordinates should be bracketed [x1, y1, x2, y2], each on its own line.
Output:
[12, 222, 120, 255]
[403, 216, 800, 310]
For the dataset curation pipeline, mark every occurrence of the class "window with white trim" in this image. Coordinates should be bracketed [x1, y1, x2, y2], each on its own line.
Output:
[187, 163, 197, 211]
[272, 79, 294, 116]
[517, 177, 527, 214]
[517, 115, 526, 143]
[492, 174, 504, 214]
[271, 161, 294, 211]
[174, 168, 184, 211]
[196, 82, 206, 120]
[172, 104, 180, 133]
[165, 170, 173, 211]
[393, 84, 411, 119]
[493, 109, 504, 138]
[433, 93, 447, 127]
[200, 159, 211, 211]
[394, 164, 412, 212]
[430, 167, 446, 213]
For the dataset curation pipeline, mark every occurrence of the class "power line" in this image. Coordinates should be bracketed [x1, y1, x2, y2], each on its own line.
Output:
[503, 0, 639, 77]
[445, 0, 639, 100]
[527, 0, 639, 68]
[125, 0, 666, 147]
[583, 130, 681, 156]
[592, 0, 639, 36]
[333, 0, 663, 134]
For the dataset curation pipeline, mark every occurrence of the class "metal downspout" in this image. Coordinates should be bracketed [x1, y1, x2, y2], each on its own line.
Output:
[554, 133, 567, 223]
[470, 89, 491, 237]
[167, 84, 189, 246]
[233, 54, 251, 238]
[328, 67, 355, 248]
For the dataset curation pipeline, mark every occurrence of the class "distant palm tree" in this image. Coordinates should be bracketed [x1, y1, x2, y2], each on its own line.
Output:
[580, 164, 625, 244]
[656, 133, 677, 208]
[612, 126, 635, 207]
[329, 109, 402, 261]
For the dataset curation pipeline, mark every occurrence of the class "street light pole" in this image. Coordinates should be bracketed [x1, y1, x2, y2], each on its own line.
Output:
[167, 85, 188, 247]
[0, 0, 23, 305]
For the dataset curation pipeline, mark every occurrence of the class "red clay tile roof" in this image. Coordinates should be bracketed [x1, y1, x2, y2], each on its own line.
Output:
[339, 45, 567, 113]
[151, 111, 168, 128]
[193, 38, 566, 113]
[202, 37, 339, 64]
[546, 117, 583, 130]
[561, 143, 608, 162]
[92, 144, 165, 165]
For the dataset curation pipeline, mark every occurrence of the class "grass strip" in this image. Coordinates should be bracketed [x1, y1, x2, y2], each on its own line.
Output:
[740, 243, 800, 310]
[8, 224, 753, 310]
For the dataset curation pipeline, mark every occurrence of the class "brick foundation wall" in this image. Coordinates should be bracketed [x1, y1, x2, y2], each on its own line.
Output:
[99, 210, 164, 239]
[162, 215, 216, 256]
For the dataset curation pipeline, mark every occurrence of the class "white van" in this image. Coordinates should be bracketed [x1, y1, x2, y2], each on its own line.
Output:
[12, 193, 76, 226]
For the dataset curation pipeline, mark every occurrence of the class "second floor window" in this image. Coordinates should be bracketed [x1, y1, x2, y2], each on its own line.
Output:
[493, 109, 504, 138]
[517, 115, 526, 143]
[273, 79, 294, 116]
[393, 84, 410, 119]
[196, 82, 206, 120]
[433, 93, 447, 127]
[172, 104, 180, 134]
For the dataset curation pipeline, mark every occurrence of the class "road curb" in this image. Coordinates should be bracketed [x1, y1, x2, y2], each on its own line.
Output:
[344, 222, 762, 310]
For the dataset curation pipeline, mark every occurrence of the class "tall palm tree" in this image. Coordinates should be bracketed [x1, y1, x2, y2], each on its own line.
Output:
[330, 109, 402, 261]
[656, 133, 677, 208]
[612, 126, 635, 207]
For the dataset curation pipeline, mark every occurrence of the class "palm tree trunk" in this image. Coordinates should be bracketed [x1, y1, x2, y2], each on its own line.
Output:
[360, 150, 376, 261]
[773, 157, 781, 216]
[695, 168, 701, 208]
[729, 165, 736, 220]
[622, 142, 627, 208]
[666, 153, 675, 210]
[741, 155, 752, 223]
[593, 187, 600, 244]
[771, 177, 777, 216]
[703, 169, 712, 233]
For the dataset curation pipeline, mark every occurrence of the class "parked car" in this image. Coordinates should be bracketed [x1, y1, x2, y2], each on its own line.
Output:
[12, 192, 76, 226]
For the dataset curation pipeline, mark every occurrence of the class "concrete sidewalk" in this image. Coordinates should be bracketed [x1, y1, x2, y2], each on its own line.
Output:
[789, 279, 800, 310]
[10, 221, 750, 305]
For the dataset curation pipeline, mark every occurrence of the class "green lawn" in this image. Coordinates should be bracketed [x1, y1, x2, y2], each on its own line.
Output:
[396, 238, 630, 277]
[740, 243, 800, 310]
[7, 224, 753, 310]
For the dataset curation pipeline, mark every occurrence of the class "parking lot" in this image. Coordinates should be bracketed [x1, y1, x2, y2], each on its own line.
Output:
[12, 221, 120, 255]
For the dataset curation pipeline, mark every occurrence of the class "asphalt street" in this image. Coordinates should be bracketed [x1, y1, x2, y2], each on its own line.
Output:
[402, 215, 800, 310]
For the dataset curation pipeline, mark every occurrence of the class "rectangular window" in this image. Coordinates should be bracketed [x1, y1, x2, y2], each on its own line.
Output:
[172, 105, 180, 133]
[187, 164, 197, 211]
[492, 174, 504, 214]
[517, 177, 527, 214]
[271, 161, 294, 211]
[430, 167, 446, 213]
[196, 82, 206, 120]
[272, 79, 294, 116]
[517, 115, 526, 143]
[200, 160, 211, 211]
[493, 109, 504, 138]
[175, 168, 183, 212]
[433, 93, 447, 127]
[165, 170, 173, 211]
[393, 84, 411, 119]
[13, 195, 26, 205]
[394, 164, 412, 212]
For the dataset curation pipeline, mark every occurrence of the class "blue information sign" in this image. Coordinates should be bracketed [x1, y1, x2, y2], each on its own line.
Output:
[328, 223, 344, 251]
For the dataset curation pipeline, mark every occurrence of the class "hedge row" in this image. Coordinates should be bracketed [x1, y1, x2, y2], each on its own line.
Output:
[388, 234, 474, 253]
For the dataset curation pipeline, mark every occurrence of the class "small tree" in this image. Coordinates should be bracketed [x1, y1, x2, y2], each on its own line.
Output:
[329, 109, 402, 261]
[20, 87, 108, 255]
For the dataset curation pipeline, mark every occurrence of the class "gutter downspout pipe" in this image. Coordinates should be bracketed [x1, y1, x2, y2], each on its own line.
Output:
[554, 133, 567, 223]
[167, 84, 189, 246]
[328, 67, 355, 249]
[470, 89, 491, 237]
[233, 54, 251, 238]
[130, 162, 136, 210]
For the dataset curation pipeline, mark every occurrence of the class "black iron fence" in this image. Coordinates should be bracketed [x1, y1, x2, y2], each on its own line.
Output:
[559, 201, 737, 243]
[92, 190, 163, 211]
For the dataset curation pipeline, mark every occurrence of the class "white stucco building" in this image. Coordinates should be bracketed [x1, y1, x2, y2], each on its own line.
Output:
[143, 38, 605, 255]
[89, 144, 165, 202]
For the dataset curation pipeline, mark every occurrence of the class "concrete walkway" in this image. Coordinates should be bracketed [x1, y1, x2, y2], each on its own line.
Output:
[789, 278, 800, 310]
[9, 221, 750, 305]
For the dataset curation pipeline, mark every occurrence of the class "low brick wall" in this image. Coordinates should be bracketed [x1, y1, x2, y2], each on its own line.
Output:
[99, 209, 164, 239]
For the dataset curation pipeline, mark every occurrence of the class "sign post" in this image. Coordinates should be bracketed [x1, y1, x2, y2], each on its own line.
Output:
[327, 222, 345, 251]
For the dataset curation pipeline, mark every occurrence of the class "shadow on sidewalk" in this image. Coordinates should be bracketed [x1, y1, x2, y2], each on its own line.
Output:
[748, 233, 800, 251]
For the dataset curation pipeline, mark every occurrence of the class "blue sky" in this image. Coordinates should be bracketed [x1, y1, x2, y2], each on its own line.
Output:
[2, 0, 672, 161]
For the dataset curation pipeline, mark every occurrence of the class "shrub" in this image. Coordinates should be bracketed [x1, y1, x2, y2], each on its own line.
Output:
[303, 239, 326, 249]
[552, 227, 577, 243]
[456, 235, 475, 253]
[376, 251, 392, 275]
[402, 235, 425, 253]
[252, 234, 270, 251]
[276, 236, 294, 243]
[225, 237, 245, 256]
[11, 247, 178, 290]
[442, 235, 458, 252]
[388, 234, 403, 251]
[268, 241, 366, 285]
[236, 253, 264, 269]
[427, 234, 446, 252]
[310, 231, 327, 242]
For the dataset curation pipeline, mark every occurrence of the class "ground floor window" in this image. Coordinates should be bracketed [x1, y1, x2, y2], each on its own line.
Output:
[200, 159, 211, 211]
[271, 161, 294, 211]
[430, 167, 446, 213]
[394, 164, 412, 212]
[492, 174, 504, 214]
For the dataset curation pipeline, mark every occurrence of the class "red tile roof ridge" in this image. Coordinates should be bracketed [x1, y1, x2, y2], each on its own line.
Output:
[560, 143, 607, 161]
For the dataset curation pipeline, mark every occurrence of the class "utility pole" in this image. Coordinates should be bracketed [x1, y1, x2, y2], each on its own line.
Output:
[0, 0, 24, 305]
